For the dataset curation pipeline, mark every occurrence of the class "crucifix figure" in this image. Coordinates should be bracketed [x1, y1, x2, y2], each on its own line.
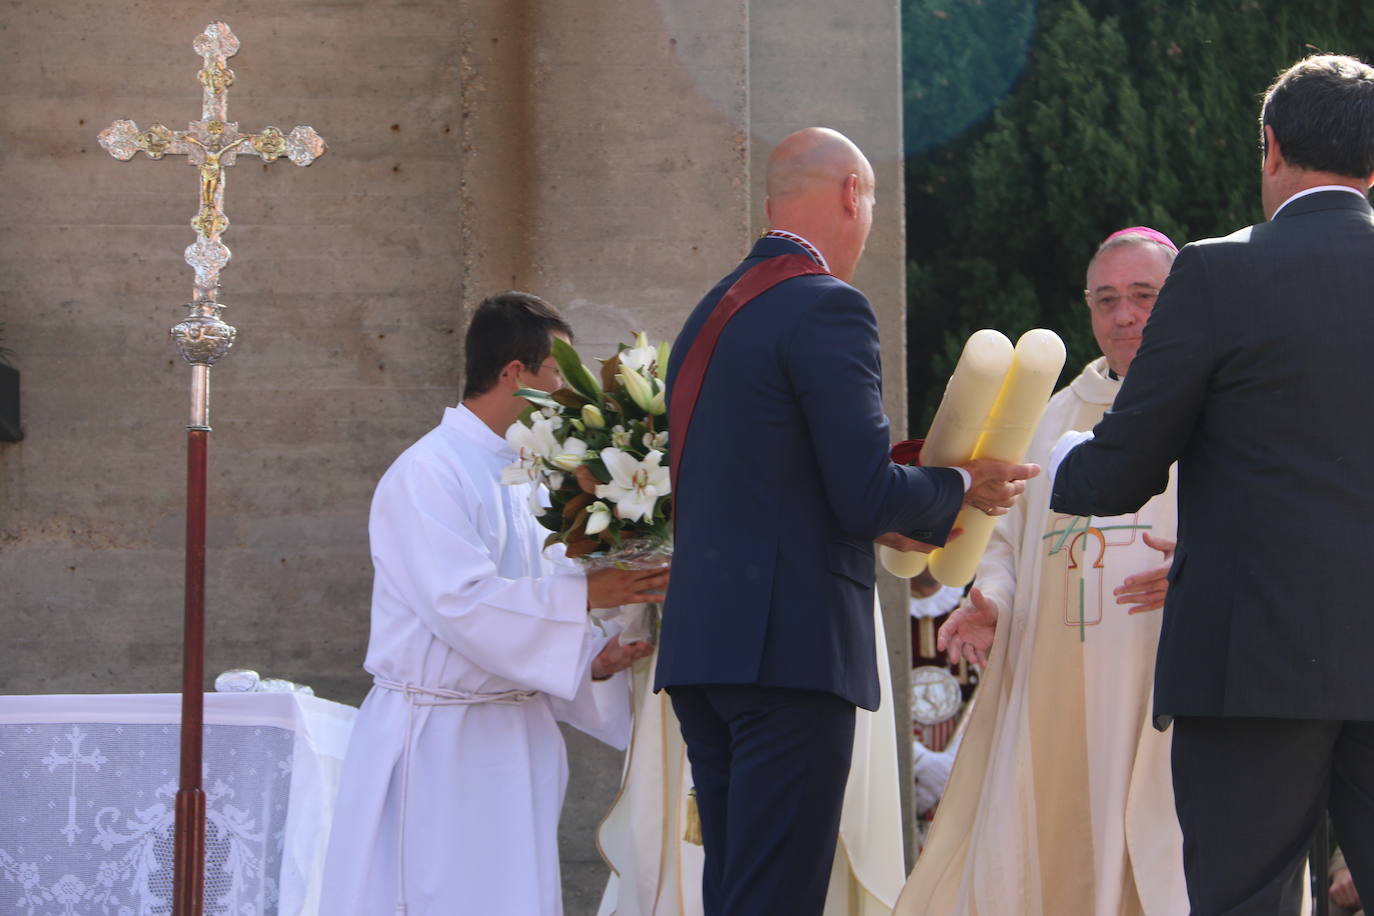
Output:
[97, 22, 325, 916]
[99, 21, 324, 382]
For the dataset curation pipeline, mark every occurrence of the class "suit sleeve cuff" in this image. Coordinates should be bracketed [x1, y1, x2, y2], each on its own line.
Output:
[1049, 430, 1093, 483]
[900, 466, 965, 546]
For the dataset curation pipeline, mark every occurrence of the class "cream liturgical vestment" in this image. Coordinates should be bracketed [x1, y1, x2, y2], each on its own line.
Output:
[896, 357, 1187, 916]
[320, 405, 631, 916]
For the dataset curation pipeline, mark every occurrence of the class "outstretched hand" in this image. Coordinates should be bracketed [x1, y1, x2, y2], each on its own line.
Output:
[591, 634, 655, 680]
[587, 566, 670, 610]
[938, 586, 1000, 667]
[1114, 532, 1175, 614]
[1330, 866, 1361, 909]
[959, 459, 1040, 517]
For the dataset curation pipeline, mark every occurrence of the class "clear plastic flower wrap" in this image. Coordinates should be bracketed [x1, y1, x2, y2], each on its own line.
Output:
[585, 538, 672, 645]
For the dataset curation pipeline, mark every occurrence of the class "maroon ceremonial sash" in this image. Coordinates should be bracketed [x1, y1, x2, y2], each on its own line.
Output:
[668, 253, 829, 497]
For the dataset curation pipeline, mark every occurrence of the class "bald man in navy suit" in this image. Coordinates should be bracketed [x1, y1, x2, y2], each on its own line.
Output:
[656, 127, 1037, 915]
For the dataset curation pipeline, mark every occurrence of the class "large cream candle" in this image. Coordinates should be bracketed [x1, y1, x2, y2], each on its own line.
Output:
[927, 328, 1065, 587]
[880, 330, 1013, 578]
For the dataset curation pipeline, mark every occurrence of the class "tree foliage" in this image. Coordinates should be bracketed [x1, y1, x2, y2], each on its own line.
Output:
[903, 0, 1374, 430]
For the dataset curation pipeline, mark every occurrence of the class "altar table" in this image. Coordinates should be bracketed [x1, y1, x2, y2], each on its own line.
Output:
[0, 692, 355, 915]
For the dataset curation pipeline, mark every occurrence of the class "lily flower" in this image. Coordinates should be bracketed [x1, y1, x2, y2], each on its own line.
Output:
[610, 424, 633, 449]
[619, 365, 656, 412]
[585, 500, 613, 535]
[582, 404, 606, 429]
[595, 447, 670, 522]
[501, 416, 561, 484]
[619, 333, 658, 376]
[654, 340, 671, 381]
[648, 390, 666, 415]
[549, 437, 589, 472]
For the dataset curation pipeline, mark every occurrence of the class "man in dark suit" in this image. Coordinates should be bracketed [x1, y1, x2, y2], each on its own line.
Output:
[1051, 56, 1374, 914]
[654, 126, 1037, 915]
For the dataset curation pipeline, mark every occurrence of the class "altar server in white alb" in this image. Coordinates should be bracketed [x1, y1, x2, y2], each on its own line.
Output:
[898, 228, 1188, 916]
[320, 291, 665, 916]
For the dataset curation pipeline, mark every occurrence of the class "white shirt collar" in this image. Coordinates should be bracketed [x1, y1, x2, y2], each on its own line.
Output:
[1271, 184, 1368, 219]
[445, 403, 513, 456]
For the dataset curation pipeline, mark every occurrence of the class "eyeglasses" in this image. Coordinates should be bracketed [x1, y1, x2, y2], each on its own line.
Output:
[1086, 288, 1159, 315]
[524, 359, 561, 375]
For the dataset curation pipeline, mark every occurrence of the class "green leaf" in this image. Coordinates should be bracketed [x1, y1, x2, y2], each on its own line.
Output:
[552, 337, 603, 405]
[583, 455, 612, 484]
[514, 387, 562, 411]
[605, 389, 644, 422]
[537, 505, 563, 532]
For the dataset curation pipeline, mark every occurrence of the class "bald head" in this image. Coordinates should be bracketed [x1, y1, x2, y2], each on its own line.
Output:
[766, 127, 871, 202]
[764, 128, 876, 283]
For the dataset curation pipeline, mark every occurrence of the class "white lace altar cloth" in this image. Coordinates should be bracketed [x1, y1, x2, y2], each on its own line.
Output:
[0, 692, 355, 915]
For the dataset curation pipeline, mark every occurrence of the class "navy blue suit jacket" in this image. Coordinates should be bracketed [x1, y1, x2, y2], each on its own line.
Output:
[1052, 191, 1374, 721]
[653, 237, 965, 710]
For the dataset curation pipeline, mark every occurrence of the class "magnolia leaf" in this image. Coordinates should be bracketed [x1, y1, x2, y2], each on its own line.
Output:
[551, 387, 585, 408]
[562, 492, 594, 521]
[514, 387, 561, 411]
[573, 465, 600, 495]
[565, 534, 600, 559]
[552, 337, 603, 404]
[563, 502, 601, 558]
[599, 351, 622, 394]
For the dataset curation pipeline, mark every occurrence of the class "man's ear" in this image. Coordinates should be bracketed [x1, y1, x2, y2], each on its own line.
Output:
[498, 358, 527, 391]
[1263, 124, 1284, 177]
[842, 173, 860, 217]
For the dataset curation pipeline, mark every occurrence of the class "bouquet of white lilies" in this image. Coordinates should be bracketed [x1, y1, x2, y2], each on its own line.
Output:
[502, 332, 672, 642]
[502, 331, 672, 554]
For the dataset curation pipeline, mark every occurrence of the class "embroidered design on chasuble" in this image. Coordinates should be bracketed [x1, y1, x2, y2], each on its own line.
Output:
[1043, 514, 1153, 637]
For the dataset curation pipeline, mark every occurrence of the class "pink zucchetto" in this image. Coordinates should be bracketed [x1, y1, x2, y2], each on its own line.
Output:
[1102, 226, 1179, 252]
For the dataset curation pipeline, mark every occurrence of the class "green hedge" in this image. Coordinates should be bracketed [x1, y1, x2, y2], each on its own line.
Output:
[903, 0, 1374, 430]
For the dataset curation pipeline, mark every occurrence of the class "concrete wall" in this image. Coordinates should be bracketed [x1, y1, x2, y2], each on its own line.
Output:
[746, 0, 916, 864]
[0, 0, 910, 909]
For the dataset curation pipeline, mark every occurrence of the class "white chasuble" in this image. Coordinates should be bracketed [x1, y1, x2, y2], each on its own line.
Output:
[319, 405, 631, 916]
[896, 357, 1188, 916]
[595, 597, 906, 916]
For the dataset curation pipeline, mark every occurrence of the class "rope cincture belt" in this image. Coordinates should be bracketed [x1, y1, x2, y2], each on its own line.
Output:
[373, 678, 540, 914]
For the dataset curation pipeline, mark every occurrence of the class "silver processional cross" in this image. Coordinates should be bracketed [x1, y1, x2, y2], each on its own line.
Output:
[97, 22, 325, 916]
[99, 20, 325, 410]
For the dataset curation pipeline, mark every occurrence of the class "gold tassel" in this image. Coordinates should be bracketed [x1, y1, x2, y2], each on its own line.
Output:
[683, 788, 703, 846]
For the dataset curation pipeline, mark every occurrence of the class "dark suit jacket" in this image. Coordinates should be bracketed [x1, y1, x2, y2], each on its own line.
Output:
[653, 236, 965, 710]
[1052, 190, 1374, 720]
